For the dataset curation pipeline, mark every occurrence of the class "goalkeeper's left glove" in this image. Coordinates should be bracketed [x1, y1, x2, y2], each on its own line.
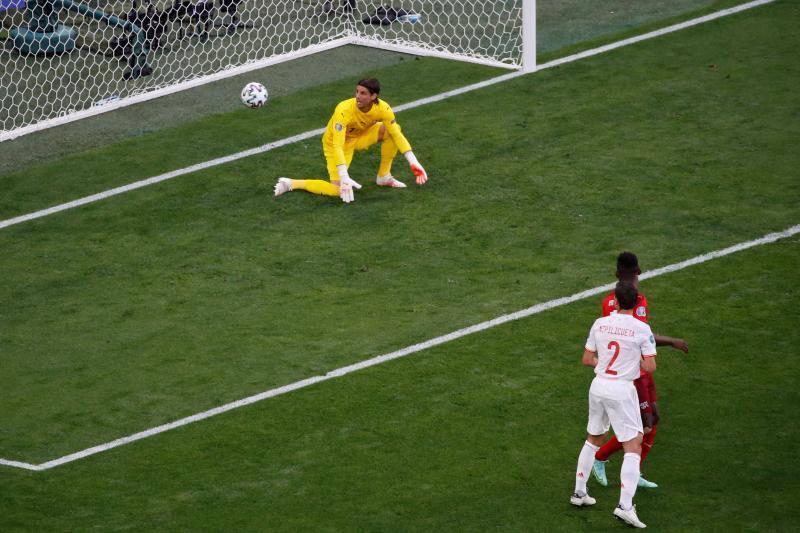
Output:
[404, 151, 428, 185]
[336, 164, 361, 203]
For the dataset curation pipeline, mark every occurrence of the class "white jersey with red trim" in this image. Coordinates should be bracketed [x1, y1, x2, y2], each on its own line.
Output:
[585, 312, 657, 381]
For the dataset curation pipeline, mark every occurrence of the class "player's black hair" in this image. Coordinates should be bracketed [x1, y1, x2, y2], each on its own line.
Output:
[615, 281, 638, 310]
[357, 78, 381, 100]
[616, 251, 641, 281]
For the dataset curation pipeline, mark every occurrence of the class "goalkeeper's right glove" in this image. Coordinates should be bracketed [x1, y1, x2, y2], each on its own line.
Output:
[337, 164, 361, 203]
[404, 150, 428, 185]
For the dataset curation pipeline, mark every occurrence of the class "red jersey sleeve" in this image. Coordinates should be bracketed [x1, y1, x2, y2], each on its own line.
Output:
[633, 293, 649, 323]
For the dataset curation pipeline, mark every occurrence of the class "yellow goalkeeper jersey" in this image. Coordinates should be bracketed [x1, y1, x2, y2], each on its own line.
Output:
[322, 98, 412, 166]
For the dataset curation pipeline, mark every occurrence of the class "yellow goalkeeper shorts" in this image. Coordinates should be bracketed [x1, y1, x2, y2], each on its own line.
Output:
[323, 123, 384, 181]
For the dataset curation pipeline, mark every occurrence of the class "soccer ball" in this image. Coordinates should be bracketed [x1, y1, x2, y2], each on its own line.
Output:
[241, 82, 268, 108]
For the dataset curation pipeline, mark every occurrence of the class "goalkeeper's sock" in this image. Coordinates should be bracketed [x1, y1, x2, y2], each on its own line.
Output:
[378, 135, 398, 177]
[595, 435, 622, 461]
[291, 179, 339, 197]
[640, 425, 657, 464]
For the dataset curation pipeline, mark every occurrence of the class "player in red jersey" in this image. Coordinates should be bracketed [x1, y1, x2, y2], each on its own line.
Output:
[571, 282, 657, 528]
[592, 252, 688, 489]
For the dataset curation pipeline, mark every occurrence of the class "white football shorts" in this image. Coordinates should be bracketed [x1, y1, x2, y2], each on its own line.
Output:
[586, 376, 643, 443]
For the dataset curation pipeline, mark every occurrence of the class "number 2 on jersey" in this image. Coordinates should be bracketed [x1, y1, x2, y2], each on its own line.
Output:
[605, 341, 620, 375]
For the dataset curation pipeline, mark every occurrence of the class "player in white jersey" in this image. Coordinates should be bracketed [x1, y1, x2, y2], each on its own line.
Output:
[571, 282, 657, 529]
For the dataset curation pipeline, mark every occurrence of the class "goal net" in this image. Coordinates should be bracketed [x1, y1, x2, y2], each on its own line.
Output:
[0, 0, 534, 142]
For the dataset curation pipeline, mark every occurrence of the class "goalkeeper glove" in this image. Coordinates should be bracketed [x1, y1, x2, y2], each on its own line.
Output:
[404, 151, 427, 185]
[336, 164, 361, 203]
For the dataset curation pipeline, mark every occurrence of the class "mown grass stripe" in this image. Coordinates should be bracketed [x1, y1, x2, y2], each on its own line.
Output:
[2, 222, 796, 471]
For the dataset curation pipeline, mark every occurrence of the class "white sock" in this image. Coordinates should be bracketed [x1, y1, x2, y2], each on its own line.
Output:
[404, 150, 419, 167]
[619, 452, 641, 509]
[575, 441, 599, 494]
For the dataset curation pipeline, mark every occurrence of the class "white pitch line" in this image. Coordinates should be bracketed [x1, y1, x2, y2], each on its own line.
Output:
[0, 458, 42, 471]
[1, 223, 797, 471]
[0, 129, 324, 230]
[0, 0, 775, 232]
[534, 0, 776, 71]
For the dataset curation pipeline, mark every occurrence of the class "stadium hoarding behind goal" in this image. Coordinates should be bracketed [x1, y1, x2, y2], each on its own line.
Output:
[0, 0, 536, 142]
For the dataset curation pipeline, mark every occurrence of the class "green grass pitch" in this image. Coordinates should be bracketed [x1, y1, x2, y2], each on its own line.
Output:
[0, 0, 798, 530]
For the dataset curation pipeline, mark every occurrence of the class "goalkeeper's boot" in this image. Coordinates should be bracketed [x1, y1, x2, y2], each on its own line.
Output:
[570, 491, 596, 507]
[274, 177, 292, 197]
[613, 505, 646, 528]
[376, 175, 406, 188]
[592, 459, 608, 486]
[638, 475, 658, 489]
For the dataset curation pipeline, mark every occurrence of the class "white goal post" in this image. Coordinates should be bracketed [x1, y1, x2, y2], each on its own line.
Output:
[0, 0, 535, 142]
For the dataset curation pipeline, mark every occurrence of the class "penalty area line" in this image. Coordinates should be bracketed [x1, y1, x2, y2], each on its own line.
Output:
[0, 0, 775, 231]
[1, 222, 797, 471]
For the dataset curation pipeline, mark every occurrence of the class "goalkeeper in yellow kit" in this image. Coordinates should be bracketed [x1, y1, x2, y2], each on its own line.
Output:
[273, 78, 428, 203]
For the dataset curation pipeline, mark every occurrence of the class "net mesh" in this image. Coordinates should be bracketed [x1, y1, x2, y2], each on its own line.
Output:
[0, 0, 525, 139]
[352, 1, 522, 67]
